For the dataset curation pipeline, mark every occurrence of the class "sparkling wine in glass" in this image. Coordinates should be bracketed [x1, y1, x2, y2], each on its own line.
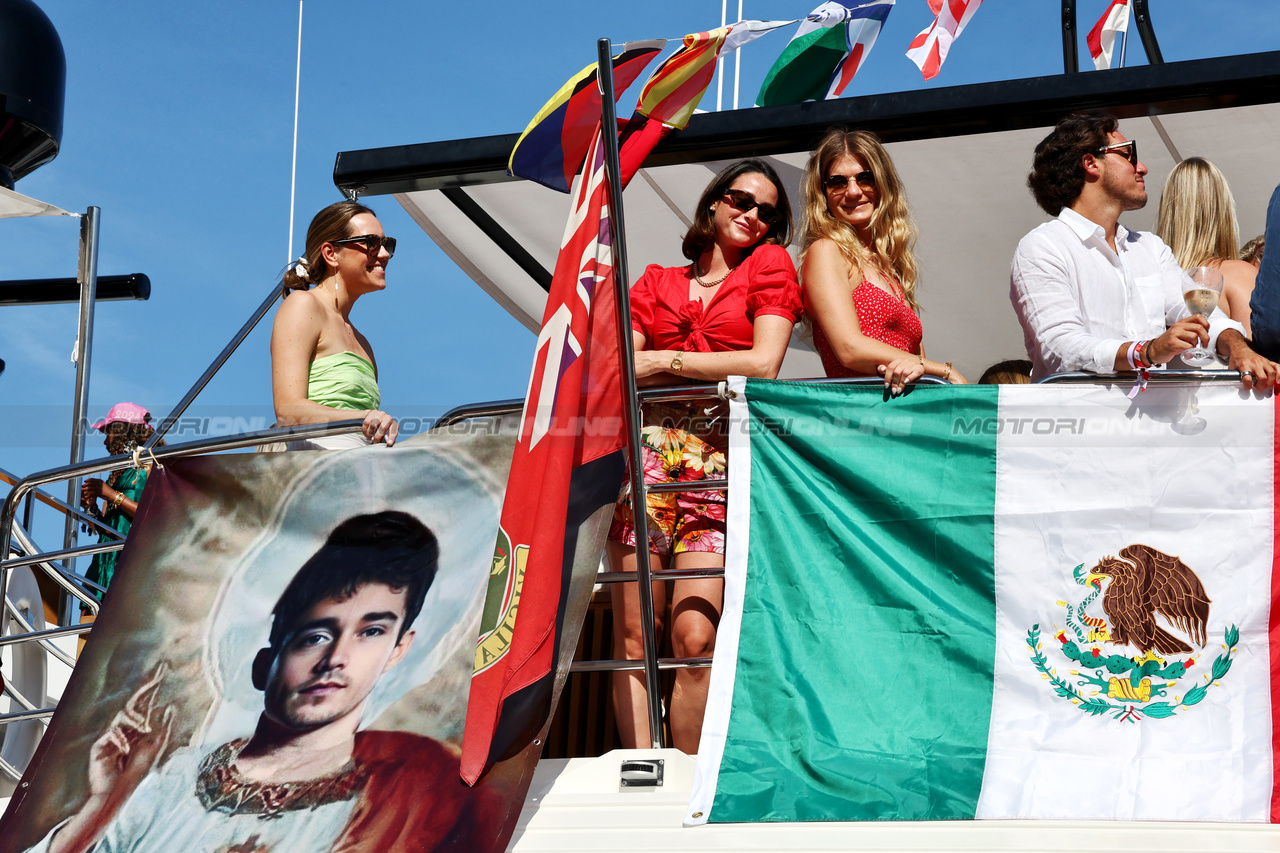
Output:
[1180, 266, 1223, 367]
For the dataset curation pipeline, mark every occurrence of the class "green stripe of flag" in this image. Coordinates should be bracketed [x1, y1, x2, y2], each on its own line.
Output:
[757, 22, 848, 106]
[710, 381, 1000, 822]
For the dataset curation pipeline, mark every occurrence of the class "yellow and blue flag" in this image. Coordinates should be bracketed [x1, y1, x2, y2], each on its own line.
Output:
[507, 40, 664, 193]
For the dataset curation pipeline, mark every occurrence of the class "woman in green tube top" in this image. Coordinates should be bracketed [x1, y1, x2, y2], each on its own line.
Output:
[270, 200, 399, 448]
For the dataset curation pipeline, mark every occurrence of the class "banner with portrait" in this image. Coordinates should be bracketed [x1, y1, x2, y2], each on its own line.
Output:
[0, 420, 606, 853]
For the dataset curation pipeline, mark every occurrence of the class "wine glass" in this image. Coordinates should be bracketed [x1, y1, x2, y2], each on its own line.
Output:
[1180, 266, 1223, 367]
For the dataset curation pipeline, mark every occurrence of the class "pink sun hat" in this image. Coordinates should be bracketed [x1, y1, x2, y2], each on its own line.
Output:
[91, 402, 151, 431]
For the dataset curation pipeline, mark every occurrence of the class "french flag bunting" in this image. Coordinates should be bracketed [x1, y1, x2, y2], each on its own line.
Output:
[1088, 0, 1130, 71]
[906, 0, 984, 81]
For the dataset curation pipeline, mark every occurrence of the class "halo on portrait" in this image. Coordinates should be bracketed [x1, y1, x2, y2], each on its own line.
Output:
[196, 445, 503, 748]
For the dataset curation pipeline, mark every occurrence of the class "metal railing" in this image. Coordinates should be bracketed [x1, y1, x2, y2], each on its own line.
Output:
[2, 278, 289, 774]
[2, 369, 1260, 776]
[0, 419, 373, 784]
[1036, 368, 1247, 384]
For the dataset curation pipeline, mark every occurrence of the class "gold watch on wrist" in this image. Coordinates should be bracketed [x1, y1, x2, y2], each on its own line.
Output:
[671, 351, 685, 375]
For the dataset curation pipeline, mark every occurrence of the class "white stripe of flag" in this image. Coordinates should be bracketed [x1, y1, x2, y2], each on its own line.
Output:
[906, 0, 984, 81]
[825, 0, 895, 98]
[1088, 0, 1131, 71]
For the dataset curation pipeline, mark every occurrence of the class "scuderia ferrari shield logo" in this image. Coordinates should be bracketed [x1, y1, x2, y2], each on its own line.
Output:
[474, 527, 529, 674]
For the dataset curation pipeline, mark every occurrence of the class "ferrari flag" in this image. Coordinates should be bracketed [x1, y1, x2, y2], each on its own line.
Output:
[690, 379, 1276, 822]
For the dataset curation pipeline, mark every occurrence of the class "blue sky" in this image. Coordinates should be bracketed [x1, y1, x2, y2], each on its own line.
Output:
[3, 0, 1278, 544]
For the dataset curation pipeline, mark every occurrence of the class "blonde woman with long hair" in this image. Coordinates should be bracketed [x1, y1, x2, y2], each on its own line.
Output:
[1156, 157, 1258, 336]
[800, 128, 967, 391]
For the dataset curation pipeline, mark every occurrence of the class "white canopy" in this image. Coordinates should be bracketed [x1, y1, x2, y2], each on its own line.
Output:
[336, 52, 1280, 381]
[393, 103, 1280, 380]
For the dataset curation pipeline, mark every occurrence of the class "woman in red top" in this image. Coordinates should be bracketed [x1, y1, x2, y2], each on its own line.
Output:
[608, 159, 802, 753]
[802, 128, 968, 391]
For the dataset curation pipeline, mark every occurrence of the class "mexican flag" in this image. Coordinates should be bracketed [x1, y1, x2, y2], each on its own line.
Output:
[687, 378, 1275, 824]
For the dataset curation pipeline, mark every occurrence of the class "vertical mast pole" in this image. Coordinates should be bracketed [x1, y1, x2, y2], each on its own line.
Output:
[63, 206, 100, 584]
[1118, 8, 1129, 69]
[287, 1, 303, 262]
[1060, 0, 1078, 74]
[733, 0, 743, 109]
[716, 0, 727, 110]
[597, 38, 666, 749]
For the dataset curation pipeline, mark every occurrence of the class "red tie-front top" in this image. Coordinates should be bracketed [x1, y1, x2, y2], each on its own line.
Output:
[629, 243, 803, 352]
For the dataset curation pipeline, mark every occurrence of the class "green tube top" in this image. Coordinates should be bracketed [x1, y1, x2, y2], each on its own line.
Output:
[308, 351, 381, 411]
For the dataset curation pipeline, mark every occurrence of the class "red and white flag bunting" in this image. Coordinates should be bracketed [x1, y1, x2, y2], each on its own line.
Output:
[1088, 0, 1130, 71]
[906, 0, 984, 81]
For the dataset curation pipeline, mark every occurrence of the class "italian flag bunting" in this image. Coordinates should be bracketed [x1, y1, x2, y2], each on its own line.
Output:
[689, 379, 1274, 823]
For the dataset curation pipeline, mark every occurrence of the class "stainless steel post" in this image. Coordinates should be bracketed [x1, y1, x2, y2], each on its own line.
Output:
[63, 206, 101, 585]
[144, 282, 283, 449]
[598, 38, 666, 749]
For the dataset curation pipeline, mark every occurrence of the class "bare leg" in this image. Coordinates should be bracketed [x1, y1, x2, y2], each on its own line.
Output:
[667, 551, 725, 755]
[608, 540, 668, 749]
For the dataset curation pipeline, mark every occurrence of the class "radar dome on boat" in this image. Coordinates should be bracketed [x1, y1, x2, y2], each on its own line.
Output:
[0, 0, 64, 189]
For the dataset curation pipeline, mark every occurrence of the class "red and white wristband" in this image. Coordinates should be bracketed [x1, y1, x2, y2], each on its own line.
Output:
[1126, 339, 1151, 398]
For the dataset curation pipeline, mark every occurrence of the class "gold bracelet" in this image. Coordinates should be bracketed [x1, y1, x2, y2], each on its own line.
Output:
[943, 362, 953, 381]
[108, 493, 125, 512]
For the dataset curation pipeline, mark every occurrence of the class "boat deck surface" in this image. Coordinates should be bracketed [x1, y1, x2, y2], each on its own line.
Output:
[509, 749, 1280, 852]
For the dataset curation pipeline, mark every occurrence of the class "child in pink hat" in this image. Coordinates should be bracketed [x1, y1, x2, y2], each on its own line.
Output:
[80, 403, 163, 610]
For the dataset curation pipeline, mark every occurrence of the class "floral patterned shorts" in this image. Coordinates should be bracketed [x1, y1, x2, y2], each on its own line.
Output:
[608, 404, 727, 556]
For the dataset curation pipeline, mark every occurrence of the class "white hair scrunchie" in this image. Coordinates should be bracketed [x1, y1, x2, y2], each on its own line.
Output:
[292, 256, 310, 282]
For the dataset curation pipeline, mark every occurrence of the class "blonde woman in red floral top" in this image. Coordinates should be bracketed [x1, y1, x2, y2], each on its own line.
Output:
[608, 159, 802, 753]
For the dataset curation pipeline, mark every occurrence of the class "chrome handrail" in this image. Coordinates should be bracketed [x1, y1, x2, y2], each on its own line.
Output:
[0, 466, 122, 540]
[1036, 368, 1246, 384]
[0, 420, 367, 637]
[3, 372, 1259, 765]
[433, 398, 522, 429]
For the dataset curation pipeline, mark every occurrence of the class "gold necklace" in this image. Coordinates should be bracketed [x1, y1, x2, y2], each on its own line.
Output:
[693, 262, 735, 287]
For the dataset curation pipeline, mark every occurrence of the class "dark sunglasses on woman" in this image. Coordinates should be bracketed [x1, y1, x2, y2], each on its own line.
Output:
[720, 188, 781, 225]
[331, 234, 397, 257]
[822, 171, 876, 193]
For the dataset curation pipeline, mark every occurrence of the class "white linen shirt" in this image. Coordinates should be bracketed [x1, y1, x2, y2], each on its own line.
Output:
[1009, 207, 1245, 379]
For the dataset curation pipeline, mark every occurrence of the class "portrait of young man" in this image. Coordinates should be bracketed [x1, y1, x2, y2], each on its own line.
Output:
[22, 510, 498, 853]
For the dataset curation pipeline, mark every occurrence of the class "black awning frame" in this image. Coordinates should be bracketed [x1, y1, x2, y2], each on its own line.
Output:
[334, 50, 1280, 197]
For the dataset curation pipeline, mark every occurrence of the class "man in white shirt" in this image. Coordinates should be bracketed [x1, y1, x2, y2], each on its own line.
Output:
[1010, 113, 1276, 388]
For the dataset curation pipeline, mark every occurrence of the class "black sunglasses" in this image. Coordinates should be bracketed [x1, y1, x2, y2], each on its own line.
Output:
[823, 171, 876, 193]
[1097, 140, 1138, 167]
[720, 188, 782, 225]
[331, 234, 397, 257]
